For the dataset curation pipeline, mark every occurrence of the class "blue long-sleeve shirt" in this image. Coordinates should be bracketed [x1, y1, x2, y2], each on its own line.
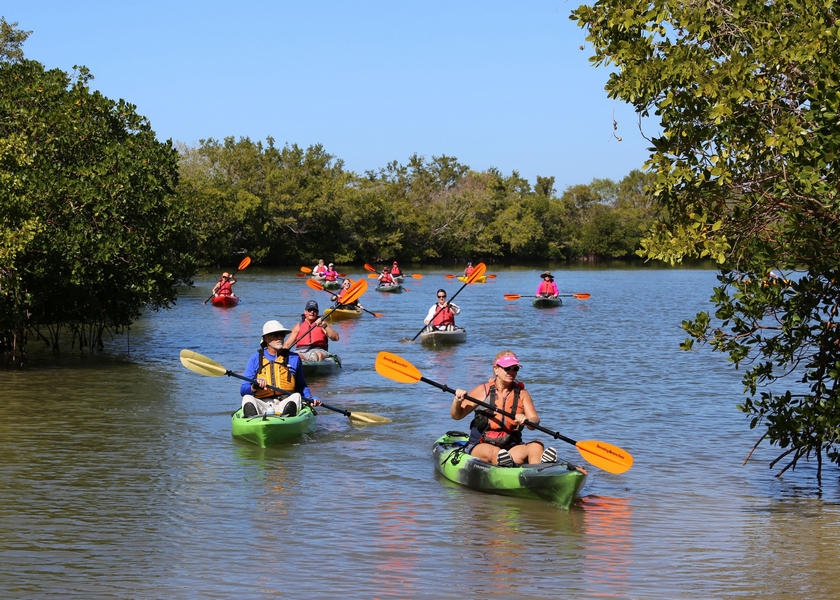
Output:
[239, 349, 312, 398]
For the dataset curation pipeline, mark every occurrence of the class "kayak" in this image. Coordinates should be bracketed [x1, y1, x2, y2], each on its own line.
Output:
[231, 405, 317, 447]
[533, 296, 562, 308]
[392, 276, 405, 284]
[322, 280, 341, 290]
[211, 294, 240, 307]
[457, 275, 487, 283]
[326, 306, 363, 320]
[376, 283, 403, 293]
[419, 326, 466, 346]
[301, 353, 342, 375]
[432, 432, 587, 509]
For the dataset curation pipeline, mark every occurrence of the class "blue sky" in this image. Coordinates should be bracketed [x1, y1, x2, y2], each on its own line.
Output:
[7, 1, 652, 192]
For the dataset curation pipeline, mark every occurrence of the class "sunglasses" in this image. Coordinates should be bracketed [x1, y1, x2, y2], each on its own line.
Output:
[437, 295, 447, 299]
[497, 364, 520, 373]
[306, 308, 318, 312]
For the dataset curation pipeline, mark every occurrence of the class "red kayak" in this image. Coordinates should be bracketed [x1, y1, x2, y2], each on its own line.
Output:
[210, 294, 240, 308]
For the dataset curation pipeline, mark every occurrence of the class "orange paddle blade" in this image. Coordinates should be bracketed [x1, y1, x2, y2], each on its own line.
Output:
[375, 351, 421, 383]
[300, 266, 312, 273]
[296, 273, 307, 277]
[485, 274, 496, 279]
[411, 274, 423, 279]
[503, 294, 522, 300]
[367, 273, 379, 278]
[342, 279, 368, 305]
[575, 440, 633, 474]
[307, 278, 325, 291]
[445, 274, 457, 279]
[364, 263, 376, 272]
[237, 256, 252, 271]
[572, 293, 591, 299]
[465, 263, 487, 284]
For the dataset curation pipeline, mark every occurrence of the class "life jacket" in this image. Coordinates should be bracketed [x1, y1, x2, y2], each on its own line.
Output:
[391, 265, 402, 276]
[314, 265, 327, 275]
[253, 350, 296, 398]
[293, 317, 328, 348]
[465, 266, 474, 276]
[538, 280, 554, 296]
[431, 304, 455, 327]
[379, 273, 394, 285]
[469, 384, 522, 448]
[325, 269, 338, 282]
[216, 278, 233, 296]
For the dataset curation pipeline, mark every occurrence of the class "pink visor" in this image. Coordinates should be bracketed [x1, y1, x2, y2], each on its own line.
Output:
[495, 354, 520, 368]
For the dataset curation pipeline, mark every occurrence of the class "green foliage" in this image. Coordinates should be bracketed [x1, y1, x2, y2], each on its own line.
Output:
[573, 0, 840, 477]
[0, 57, 196, 364]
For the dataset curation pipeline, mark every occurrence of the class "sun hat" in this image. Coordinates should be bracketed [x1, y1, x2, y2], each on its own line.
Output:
[539, 271, 553, 279]
[222, 272, 230, 278]
[305, 300, 319, 312]
[495, 354, 520, 368]
[261, 320, 290, 338]
[328, 262, 334, 267]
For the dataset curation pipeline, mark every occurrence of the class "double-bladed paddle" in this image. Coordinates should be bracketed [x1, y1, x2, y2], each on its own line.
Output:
[203, 256, 251, 304]
[409, 262, 486, 342]
[179, 349, 390, 425]
[445, 273, 496, 279]
[374, 351, 632, 473]
[504, 293, 591, 300]
[288, 279, 368, 350]
[306, 278, 384, 317]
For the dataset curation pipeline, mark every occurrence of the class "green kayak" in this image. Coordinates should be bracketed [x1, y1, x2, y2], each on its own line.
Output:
[375, 283, 403, 293]
[301, 353, 341, 376]
[231, 405, 317, 447]
[432, 432, 587, 509]
[533, 296, 562, 308]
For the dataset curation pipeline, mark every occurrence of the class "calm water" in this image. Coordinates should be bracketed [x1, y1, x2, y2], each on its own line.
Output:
[1, 266, 838, 599]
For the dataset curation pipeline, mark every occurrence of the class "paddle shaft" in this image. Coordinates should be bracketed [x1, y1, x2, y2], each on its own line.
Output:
[411, 284, 470, 341]
[287, 304, 343, 350]
[204, 259, 249, 304]
[421, 376, 577, 446]
[226, 369, 353, 418]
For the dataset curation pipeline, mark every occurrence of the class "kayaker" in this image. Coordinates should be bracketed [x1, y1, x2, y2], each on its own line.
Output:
[390, 261, 402, 277]
[378, 266, 396, 286]
[324, 263, 338, 283]
[313, 259, 327, 277]
[464, 261, 474, 277]
[331, 278, 363, 310]
[536, 271, 559, 298]
[450, 351, 557, 467]
[424, 288, 461, 331]
[211, 271, 236, 296]
[285, 300, 339, 362]
[240, 320, 322, 418]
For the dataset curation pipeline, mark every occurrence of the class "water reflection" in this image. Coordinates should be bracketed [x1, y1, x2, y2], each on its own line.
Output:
[579, 495, 634, 598]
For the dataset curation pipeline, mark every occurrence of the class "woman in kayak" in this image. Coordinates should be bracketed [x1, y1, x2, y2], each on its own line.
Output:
[240, 320, 322, 418]
[424, 288, 460, 330]
[285, 299, 339, 362]
[324, 262, 339, 284]
[312, 259, 327, 277]
[331, 278, 363, 310]
[464, 261, 474, 277]
[390, 261, 402, 278]
[450, 351, 557, 467]
[211, 271, 237, 296]
[536, 271, 559, 298]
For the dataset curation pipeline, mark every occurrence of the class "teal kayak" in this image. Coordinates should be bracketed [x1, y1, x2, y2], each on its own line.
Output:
[231, 405, 317, 447]
[533, 296, 562, 308]
[419, 326, 467, 346]
[301, 353, 341, 376]
[432, 432, 587, 509]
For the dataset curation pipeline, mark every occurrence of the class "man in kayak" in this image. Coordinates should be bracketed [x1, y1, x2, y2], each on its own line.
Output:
[240, 320, 322, 418]
[424, 288, 461, 331]
[450, 351, 557, 467]
[211, 271, 236, 297]
[285, 300, 339, 362]
[536, 271, 559, 298]
[390, 261, 402, 278]
[378, 266, 396, 286]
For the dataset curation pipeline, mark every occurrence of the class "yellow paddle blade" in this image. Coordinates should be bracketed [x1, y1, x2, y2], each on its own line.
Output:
[466, 262, 487, 284]
[349, 411, 392, 425]
[576, 440, 634, 474]
[375, 351, 421, 383]
[179, 349, 227, 377]
[307, 278, 325, 291]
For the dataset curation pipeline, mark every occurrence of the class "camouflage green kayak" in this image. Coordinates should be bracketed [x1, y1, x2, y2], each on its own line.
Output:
[432, 432, 587, 509]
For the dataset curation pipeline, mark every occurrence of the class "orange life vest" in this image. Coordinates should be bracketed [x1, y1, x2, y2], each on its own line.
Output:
[473, 384, 522, 448]
[253, 351, 296, 398]
[431, 304, 455, 327]
[293, 318, 328, 348]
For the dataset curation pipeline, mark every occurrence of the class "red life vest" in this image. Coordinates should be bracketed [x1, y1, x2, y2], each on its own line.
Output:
[293, 317, 328, 348]
[325, 269, 338, 282]
[379, 273, 394, 285]
[314, 265, 327, 275]
[538, 280, 554, 295]
[431, 304, 455, 327]
[216, 278, 233, 296]
[479, 384, 522, 447]
[391, 265, 402, 276]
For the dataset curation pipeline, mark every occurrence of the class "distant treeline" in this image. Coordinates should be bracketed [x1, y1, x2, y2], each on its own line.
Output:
[178, 137, 658, 267]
